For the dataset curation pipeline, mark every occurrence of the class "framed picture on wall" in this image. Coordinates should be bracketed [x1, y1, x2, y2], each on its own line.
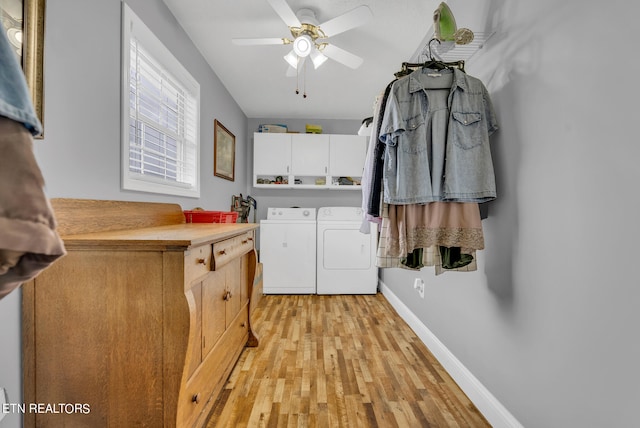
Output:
[214, 119, 235, 181]
[0, 0, 46, 137]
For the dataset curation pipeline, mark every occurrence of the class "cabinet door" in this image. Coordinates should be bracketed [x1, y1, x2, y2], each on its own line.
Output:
[225, 258, 242, 327]
[254, 133, 291, 175]
[329, 135, 367, 177]
[240, 253, 250, 307]
[201, 269, 226, 358]
[186, 281, 202, 377]
[291, 134, 329, 175]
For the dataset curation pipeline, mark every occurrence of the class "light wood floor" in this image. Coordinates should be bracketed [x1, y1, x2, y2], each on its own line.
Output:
[206, 294, 489, 427]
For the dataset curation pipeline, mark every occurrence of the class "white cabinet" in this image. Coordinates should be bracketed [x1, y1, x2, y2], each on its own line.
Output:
[253, 132, 366, 190]
[253, 133, 291, 178]
[329, 134, 367, 178]
[291, 134, 329, 177]
[291, 134, 330, 186]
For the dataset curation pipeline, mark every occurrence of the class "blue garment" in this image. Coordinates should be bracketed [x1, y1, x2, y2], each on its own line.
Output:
[0, 20, 42, 136]
[380, 68, 498, 204]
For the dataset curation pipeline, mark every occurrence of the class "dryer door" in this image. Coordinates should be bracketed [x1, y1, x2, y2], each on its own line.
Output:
[317, 222, 377, 295]
[321, 227, 372, 270]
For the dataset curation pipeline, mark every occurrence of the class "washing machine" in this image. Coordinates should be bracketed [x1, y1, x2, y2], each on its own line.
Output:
[260, 207, 317, 294]
[317, 207, 378, 295]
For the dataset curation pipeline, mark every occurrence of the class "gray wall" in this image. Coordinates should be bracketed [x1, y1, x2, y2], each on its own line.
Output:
[0, 0, 248, 426]
[381, 0, 640, 427]
[35, 0, 249, 210]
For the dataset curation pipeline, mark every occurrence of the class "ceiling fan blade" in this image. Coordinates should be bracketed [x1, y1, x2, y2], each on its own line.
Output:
[232, 37, 286, 46]
[322, 44, 363, 69]
[319, 5, 372, 37]
[267, 0, 301, 28]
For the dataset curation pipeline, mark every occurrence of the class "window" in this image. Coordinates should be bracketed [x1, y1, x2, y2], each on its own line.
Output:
[121, 4, 200, 197]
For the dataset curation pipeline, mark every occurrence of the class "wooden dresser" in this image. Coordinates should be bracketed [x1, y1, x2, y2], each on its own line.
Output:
[22, 199, 260, 427]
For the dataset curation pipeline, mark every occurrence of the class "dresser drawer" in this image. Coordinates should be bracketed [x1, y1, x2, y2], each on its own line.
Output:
[185, 244, 212, 284]
[212, 231, 254, 270]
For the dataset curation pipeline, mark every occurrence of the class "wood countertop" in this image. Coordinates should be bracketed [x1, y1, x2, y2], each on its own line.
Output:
[60, 222, 258, 250]
[49, 198, 258, 250]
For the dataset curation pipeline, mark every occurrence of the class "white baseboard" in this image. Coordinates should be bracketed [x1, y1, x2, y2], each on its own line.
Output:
[379, 280, 523, 428]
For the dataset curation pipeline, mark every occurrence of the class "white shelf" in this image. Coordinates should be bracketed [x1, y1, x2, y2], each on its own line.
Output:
[253, 183, 362, 190]
[253, 132, 367, 191]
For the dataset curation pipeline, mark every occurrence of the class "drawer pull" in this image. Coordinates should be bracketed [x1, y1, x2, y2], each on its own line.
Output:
[248, 237, 254, 241]
[241, 322, 246, 328]
[242, 240, 248, 244]
[192, 393, 200, 404]
[223, 291, 231, 301]
[196, 258, 206, 265]
[218, 249, 227, 255]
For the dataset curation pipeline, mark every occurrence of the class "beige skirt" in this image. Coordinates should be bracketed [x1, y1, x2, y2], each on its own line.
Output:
[376, 202, 484, 272]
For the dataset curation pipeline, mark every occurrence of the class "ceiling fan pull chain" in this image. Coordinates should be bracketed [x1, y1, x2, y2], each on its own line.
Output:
[295, 57, 300, 94]
[303, 60, 307, 98]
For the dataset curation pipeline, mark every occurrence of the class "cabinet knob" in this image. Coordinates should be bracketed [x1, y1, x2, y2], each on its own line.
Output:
[241, 322, 246, 328]
[196, 258, 206, 265]
[219, 249, 227, 255]
[192, 393, 200, 404]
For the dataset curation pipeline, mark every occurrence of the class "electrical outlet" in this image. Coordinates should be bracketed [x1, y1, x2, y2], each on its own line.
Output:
[413, 278, 425, 299]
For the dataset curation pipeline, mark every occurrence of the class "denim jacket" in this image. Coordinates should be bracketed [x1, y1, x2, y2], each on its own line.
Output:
[0, 21, 42, 135]
[380, 68, 498, 204]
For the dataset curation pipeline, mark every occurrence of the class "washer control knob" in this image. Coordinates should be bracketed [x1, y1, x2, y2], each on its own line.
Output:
[302, 210, 310, 217]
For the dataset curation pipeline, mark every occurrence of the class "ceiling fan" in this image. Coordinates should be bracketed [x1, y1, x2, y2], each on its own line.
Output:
[232, 0, 373, 71]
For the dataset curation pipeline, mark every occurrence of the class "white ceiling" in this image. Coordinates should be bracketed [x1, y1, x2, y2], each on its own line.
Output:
[162, 0, 441, 121]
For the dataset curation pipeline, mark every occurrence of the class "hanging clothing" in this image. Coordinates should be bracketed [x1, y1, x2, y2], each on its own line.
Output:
[360, 91, 383, 233]
[377, 201, 484, 259]
[366, 80, 395, 218]
[401, 246, 476, 273]
[376, 203, 480, 274]
[0, 22, 65, 299]
[380, 67, 499, 204]
[360, 64, 498, 273]
[360, 83, 393, 233]
[0, 24, 42, 136]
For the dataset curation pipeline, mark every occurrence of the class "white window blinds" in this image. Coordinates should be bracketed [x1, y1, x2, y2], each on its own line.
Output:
[121, 4, 200, 197]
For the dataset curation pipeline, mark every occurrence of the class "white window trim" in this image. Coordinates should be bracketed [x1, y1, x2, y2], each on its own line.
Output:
[121, 3, 201, 198]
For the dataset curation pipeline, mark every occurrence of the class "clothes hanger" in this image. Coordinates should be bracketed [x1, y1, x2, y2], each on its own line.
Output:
[394, 38, 465, 78]
[421, 38, 465, 71]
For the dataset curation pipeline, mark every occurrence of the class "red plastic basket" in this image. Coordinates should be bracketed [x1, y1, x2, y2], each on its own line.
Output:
[184, 210, 238, 224]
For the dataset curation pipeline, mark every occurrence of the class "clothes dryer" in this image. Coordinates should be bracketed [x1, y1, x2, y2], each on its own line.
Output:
[260, 207, 316, 294]
[316, 207, 378, 294]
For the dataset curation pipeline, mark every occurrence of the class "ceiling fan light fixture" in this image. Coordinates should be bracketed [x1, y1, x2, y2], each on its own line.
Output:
[310, 48, 328, 69]
[292, 34, 313, 57]
[283, 49, 299, 69]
